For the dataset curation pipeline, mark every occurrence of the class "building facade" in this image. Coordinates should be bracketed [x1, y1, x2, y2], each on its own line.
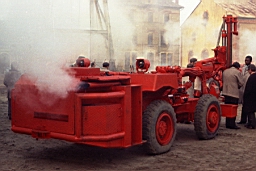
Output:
[181, 0, 256, 67]
[120, 0, 182, 71]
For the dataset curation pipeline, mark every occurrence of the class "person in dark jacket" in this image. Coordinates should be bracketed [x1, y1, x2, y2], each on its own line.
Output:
[243, 64, 256, 129]
[90, 62, 95, 68]
[237, 65, 251, 124]
[222, 62, 243, 129]
[4, 62, 22, 120]
[238, 55, 252, 104]
[187, 57, 197, 68]
[101, 62, 111, 76]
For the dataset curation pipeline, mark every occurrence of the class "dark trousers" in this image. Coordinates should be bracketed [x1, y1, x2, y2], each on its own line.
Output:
[239, 106, 247, 123]
[224, 95, 238, 128]
[8, 98, 11, 120]
[247, 111, 256, 127]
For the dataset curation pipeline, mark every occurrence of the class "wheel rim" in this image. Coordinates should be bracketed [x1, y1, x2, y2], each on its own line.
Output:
[156, 112, 174, 145]
[206, 104, 220, 133]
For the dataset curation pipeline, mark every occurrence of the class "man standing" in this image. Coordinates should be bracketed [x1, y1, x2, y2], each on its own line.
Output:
[242, 55, 252, 75]
[243, 64, 256, 129]
[186, 57, 197, 98]
[4, 62, 22, 120]
[222, 62, 244, 129]
[237, 67, 250, 124]
[239, 55, 252, 103]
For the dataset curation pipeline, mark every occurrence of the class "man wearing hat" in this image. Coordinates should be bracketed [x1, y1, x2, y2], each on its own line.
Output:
[101, 62, 111, 76]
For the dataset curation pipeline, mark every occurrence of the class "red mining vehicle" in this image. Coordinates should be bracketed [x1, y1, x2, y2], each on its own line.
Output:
[11, 15, 238, 154]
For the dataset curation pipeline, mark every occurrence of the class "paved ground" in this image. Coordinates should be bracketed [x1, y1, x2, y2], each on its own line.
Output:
[0, 77, 256, 171]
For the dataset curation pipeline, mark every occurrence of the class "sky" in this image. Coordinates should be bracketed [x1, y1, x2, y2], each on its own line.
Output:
[179, 0, 200, 24]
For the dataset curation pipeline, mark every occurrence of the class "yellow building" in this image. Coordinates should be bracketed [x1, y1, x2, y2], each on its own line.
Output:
[181, 0, 256, 67]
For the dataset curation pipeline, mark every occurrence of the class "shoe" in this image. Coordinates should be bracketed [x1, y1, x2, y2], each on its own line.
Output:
[245, 125, 255, 129]
[184, 121, 192, 124]
[226, 125, 241, 129]
[237, 121, 246, 124]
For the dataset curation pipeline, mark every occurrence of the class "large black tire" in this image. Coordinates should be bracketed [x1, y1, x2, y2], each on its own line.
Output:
[143, 100, 177, 154]
[194, 94, 221, 140]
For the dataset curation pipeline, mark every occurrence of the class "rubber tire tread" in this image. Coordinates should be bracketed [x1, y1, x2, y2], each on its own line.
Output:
[194, 94, 221, 140]
[207, 78, 220, 89]
[142, 100, 177, 154]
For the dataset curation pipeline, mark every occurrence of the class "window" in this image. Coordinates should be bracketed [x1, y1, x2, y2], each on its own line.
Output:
[147, 52, 154, 70]
[202, 10, 209, 26]
[161, 53, 167, 65]
[148, 12, 153, 22]
[164, 13, 169, 23]
[203, 10, 209, 20]
[161, 53, 172, 65]
[201, 49, 209, 59]
[160, 32, 166, 46]
[167, 53, 172, 65]
[148, 33, 153, 46]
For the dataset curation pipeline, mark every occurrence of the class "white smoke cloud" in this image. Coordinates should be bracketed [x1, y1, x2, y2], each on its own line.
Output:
[108, 1, 135, 67]
[0, 1, 89, 104]
[0, 0, 135, 104]
[164, 21, 180, 47]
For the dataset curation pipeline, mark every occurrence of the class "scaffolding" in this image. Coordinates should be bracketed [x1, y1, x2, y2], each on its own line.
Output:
[90, 0, 114, 61]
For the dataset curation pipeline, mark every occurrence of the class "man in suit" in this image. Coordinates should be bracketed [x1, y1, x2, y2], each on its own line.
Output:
[222, 62, 244, 129]
[237, 67, 250, 124]
[243, 64, 256, 129]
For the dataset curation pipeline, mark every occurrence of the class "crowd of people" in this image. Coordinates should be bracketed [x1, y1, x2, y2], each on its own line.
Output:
[221, 55, 256, 129]
[238, 58, 256, 129]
